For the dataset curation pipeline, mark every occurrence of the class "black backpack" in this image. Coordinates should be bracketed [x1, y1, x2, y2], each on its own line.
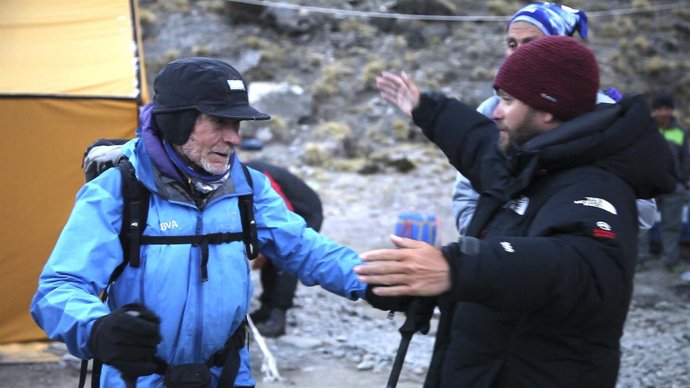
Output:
[79, 139, 258, 388]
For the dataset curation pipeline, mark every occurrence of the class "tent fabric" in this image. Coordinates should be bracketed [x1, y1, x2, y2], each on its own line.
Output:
[0, 0, 148, 343]
[0, 0, 147, 99]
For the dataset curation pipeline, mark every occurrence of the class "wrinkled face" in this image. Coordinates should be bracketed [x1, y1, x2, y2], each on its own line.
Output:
[179, 114, 241, 175]
[652, 106, 674, 128]
[506, 22, 545, 56]
[493, 90, 550, 152]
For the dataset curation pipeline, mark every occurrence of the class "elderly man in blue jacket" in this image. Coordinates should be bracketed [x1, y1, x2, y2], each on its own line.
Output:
[31, 57, 366, 388]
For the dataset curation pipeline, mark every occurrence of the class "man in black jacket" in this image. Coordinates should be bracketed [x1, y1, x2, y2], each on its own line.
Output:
[245, 159, 324, 337]
[357, 36, 675, 388]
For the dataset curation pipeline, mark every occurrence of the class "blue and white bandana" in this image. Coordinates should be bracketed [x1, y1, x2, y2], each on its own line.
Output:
[509, 2, 588, 40]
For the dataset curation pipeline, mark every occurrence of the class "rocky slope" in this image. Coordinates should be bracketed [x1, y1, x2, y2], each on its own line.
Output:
[139, 0, 690, 161]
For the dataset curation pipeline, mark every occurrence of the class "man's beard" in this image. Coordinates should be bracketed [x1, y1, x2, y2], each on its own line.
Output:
[200, 149, 233, 175]
[497, 110, 540, 154]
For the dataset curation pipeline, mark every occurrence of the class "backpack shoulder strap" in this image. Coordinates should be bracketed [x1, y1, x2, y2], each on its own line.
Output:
[118, 158, 149, 268]
[239, 162, 258, 259]
[83, 158, 147, 388]
[108, 158, 149, 287]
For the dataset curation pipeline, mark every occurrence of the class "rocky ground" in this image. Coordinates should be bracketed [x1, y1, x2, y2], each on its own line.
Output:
[2, 1, 690, 387]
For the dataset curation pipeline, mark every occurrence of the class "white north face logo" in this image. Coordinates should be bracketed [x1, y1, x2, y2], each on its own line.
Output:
[507, 196, 529, 215]
[573, 197, 618, 215]
[500, 241, 515, 253]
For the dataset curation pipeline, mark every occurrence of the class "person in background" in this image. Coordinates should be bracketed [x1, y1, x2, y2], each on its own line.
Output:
[244, 158, 324, 337]
[448, 2, 657, 235]
[638, 92, 690, 273]
[30, 57, 367, 388]
[362, 36, 675, 388]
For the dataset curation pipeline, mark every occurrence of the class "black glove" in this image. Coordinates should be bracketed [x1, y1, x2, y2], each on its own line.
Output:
[88, 303, 163, 378]
[365, 285, 413, 312]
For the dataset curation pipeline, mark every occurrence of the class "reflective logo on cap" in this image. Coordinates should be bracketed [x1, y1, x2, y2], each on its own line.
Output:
[227, 80, 245, 90]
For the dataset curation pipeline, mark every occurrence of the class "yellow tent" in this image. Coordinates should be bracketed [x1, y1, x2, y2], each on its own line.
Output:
[0, 0, 148, 343]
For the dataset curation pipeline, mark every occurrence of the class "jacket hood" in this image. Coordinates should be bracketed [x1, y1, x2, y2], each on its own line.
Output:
[510, 95, 675, 199]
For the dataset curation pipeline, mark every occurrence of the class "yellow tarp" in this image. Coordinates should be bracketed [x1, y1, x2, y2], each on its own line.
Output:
[0, 0, 148, 344]
[0, 0, 146, 98]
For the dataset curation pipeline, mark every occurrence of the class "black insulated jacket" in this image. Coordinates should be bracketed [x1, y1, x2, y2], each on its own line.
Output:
[411, 94, 675, 388]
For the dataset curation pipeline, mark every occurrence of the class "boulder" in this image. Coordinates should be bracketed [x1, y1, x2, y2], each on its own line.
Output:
[243, 82, 314, 143]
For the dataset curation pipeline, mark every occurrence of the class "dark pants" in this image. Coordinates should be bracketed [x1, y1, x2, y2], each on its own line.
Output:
[259, 261, 298, 309]
[656, 189, 687, 267]
[639, 187, 687, 267]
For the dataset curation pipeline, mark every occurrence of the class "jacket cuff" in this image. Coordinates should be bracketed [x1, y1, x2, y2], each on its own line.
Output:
[86, 315, 104, 358]
[412, 92, 447, 141]
[441, 242, 463, 300]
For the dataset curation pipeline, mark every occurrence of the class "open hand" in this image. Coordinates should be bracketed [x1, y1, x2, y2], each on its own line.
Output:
[375, 71, 421, 117]
[355, 235, 450, 297]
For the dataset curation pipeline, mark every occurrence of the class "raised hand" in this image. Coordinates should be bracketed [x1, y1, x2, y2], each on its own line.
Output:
[375, 71, 421, 117]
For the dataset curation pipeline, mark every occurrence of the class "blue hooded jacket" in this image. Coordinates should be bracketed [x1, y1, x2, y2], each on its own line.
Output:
[31, 105, 366, 387]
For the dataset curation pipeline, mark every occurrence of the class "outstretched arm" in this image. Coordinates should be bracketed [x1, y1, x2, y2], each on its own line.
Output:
[375, 71, 421, 117]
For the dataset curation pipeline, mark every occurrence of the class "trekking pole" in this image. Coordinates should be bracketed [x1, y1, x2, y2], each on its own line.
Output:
[387, 331, 412, 388]
[247, 315, 283, 381]
[387, 212, 439, 388]
[387, 213, 439, 388]
[386, 297, 436, 388]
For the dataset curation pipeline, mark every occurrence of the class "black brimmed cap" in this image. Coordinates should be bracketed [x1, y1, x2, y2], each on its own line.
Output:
[152, 57, 270, 121]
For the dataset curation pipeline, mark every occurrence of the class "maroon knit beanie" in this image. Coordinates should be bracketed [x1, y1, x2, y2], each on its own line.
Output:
[493, 36, 599, 121]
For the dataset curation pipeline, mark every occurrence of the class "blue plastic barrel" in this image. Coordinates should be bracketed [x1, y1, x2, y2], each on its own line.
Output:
[394, 212, 439, 245]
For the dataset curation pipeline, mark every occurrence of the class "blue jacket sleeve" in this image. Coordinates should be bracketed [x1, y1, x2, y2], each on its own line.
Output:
[251, 171, 366, 300]
[30, 168, 125, 359]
